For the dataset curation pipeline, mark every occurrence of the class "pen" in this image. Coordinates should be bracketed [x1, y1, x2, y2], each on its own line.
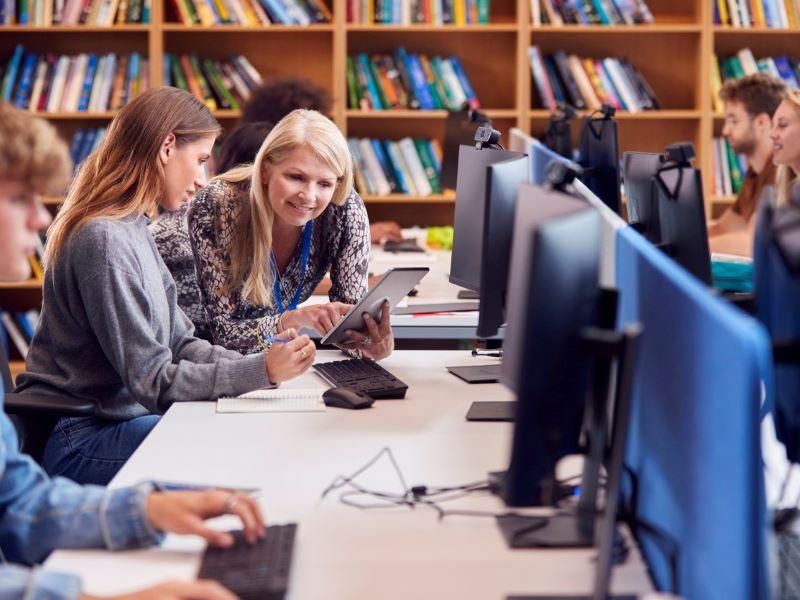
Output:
[262, 336, 290, 344]
[152, 481, 260, 494]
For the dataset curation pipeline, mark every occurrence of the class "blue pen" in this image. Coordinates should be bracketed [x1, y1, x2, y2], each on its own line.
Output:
[262, 336, 290, 344]
[152, 480, 259, 494]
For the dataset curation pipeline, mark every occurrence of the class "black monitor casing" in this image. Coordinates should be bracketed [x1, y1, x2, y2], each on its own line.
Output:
[578, 116, 622, 216]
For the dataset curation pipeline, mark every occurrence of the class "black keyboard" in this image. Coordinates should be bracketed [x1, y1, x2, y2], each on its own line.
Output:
[197, 523, 297, 600]
[313, 358, 409, 399]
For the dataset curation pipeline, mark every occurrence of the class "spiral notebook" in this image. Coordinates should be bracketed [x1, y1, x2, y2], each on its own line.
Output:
[217, 388, 326, 413]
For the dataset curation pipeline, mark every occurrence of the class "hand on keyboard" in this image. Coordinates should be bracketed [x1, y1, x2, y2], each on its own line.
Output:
[337, 300, 395, 360]
[146, 489, 266, 547]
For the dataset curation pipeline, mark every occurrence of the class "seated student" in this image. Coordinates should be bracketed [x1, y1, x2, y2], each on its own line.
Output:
[771, 89, 800, 206]
[709, 74, 786, 256]
[15, 88, 316, 486]
[0, 101, 264, 600]
[240, 77, 403, 244]
[187, 109, 395, 360]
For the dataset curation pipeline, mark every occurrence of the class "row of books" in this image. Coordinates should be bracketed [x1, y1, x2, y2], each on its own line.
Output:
[712, 136, 745, 198]
[163, 53, 262, 111]
[0, 0, 148, 24]
[69, 127, 106, 173]
[346, 0, 489, 24]
[0, 309, 40, 360]
[346, 49, 479, 111]
[349, 136, 443, 196]
[1, 46, 149, 113]
[710, 48, 800, 112]
[168, 0, 330, 25]
[529, 46, 660, 113]
[713, 0, 800, 28]
[531, 0, 653, 25]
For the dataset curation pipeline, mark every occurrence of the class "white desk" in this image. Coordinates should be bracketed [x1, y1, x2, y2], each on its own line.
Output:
[47, 350, 652, 599]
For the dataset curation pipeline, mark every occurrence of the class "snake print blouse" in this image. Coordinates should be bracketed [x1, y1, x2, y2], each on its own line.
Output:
[184, 179, 370, 354]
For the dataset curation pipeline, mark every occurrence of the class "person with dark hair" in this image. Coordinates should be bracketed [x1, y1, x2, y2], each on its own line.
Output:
[711, 73, 787, 256]
[241, 76, 333, 125]
[216, 121, 275, 174]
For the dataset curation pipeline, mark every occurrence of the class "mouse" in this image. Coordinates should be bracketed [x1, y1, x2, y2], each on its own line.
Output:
[322, 387, 375, 410]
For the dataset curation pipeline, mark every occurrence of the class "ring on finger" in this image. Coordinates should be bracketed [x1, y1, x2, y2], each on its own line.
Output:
[300, 348, 308, 359]
[223, 494, 240, 514]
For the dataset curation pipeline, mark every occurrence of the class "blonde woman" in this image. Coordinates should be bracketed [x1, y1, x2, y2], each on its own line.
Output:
[188, 109, 394, 359]
[771, 89, 800, 207]
[16, 88, 315, 486]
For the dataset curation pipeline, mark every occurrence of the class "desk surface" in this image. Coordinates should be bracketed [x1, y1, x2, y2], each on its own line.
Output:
[47, 350, 652, 599]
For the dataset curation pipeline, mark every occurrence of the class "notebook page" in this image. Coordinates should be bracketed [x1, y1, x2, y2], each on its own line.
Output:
[217, 388, 326, 413]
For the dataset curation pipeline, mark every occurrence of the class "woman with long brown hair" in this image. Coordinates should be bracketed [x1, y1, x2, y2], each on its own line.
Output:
[15, 87, 315, 486]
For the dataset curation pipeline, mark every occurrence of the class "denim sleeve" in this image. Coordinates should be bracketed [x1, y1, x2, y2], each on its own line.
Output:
[0, 564, 81, 600]
[0, 409, 163, 565]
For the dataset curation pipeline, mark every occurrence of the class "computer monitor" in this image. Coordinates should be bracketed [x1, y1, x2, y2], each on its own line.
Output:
[578, 114, 621, 215]
[500, 184, 601, 506]
[622, 151, 663, 243]
[654, 146, 712, 285]
[508, 128, 572, 186]
[476, 156, 531, 339]
[450, 145, 526, 292]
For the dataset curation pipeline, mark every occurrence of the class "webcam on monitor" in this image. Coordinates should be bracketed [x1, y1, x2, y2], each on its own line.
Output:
[474, 125, 503, 149]
[664, 141, 695, 165]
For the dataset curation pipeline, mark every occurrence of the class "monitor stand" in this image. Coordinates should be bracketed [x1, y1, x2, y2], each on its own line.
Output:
[465, 400, 515, 421]
[447, 363, 502, 384]
[457, 289, 480, 300]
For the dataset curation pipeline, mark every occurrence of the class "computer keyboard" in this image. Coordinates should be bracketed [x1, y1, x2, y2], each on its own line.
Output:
[313, 358, 409, 399]
[197, 523, 297, 600]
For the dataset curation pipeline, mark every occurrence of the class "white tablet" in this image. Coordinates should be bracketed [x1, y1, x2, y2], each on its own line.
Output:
[320, 267, 430, 345]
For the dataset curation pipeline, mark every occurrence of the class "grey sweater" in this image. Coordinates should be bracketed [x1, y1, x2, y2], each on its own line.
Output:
[15, 213, 272, 420]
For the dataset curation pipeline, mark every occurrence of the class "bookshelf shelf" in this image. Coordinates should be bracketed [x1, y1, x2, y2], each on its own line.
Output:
[711, 195, 737, 204]
[160, 24, 335, 31]
[0, 25, 151, 31]
[528, 109, 702, 120]
[346, 23, 518, 31]
[529, 23, 703, 32]
[347, 109, 519, 119]
[9, 360, 25, 380]
[0, 281, 42, 290]
[362, 193, 456, 203]
[713, 26, 800, 34]
[32, 112, 119, 119]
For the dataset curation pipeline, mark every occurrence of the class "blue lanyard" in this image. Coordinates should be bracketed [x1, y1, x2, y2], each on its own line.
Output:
[271, 221, 313, 313]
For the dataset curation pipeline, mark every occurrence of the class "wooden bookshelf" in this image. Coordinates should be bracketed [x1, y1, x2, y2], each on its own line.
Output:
[0, 0, 779, 327]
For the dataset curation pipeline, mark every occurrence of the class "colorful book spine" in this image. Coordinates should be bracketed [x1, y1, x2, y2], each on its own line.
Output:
[349, 136, 442, 197]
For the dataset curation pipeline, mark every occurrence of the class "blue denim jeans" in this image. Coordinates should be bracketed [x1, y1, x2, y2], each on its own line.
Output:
[43, 414, 160, 485]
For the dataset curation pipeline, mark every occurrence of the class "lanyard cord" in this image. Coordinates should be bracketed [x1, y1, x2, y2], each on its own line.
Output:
[271, 220, 313, 314]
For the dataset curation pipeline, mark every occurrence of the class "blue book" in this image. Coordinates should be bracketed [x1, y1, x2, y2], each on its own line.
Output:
[371, 139, 398, 193]
[543, 56, 566, 105]
[163, 56, 172, 87]
[447, 56, 478, 108]
[77, 128, 98, 164]
[13, 53, 37, 109]
[14, 312, 34, 342]
[391, 0, 401, 23]
[774, 55, 800, 89]
[204, 0, 223, 23]
[1, 45, 25, 102]
[256, 0, 292, 23]
[383, 140, 409, 194]
[357, 53, 384, 110]
[77, 54, 98, 112]
[406, 53, 436, 110]
[124, 52, 139, 105]
[69, 129, 87, 166]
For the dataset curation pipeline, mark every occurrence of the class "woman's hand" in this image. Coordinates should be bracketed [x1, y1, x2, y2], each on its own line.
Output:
[82, 580, 237, 600]
[146, 489, 266, 547]
[370, 221, 403, 244]
[281, 303, 352, 335]
[264, 328, 316, 383]
[337, 300, 395, 360]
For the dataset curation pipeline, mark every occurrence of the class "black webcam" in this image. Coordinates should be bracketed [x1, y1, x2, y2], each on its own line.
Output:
[664, 142, 695, 165]
[474, 125, 503, 149]
[546, 158, 583, 189]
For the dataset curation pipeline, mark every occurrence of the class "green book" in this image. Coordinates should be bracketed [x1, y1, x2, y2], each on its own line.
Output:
[477, 0, 489, 23]
[725, 139, 743, 194]
[203, 58, 239, 111]
[367, 56, 390, 109]
[429, 57, 457, 110]
[346, 55, 359, 110]
[188, 54, 216, 110]
[169, 54, 189, 92]
[413, 139, 442, 194]
[728, 56, 746, 80]
[419, 55, 444, 110]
